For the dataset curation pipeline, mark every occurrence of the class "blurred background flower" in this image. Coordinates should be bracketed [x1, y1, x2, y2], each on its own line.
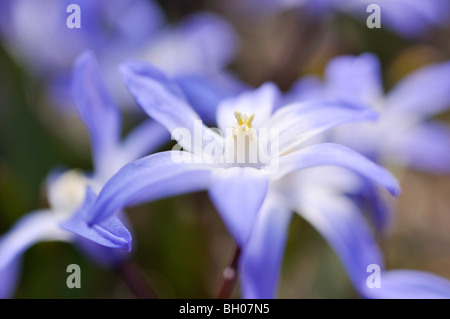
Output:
[0, 0, 449, 298]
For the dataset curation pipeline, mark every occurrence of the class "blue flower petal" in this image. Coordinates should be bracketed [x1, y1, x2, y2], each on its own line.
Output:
[240, 195, 292, 299]
[120, 61, 221, 155]
[86, 151, 215, 225]
[323, 53, 383, 106]
[60, 188, 132, 251]
[386, 61, 450, 118]
[0, 210, 70, 272]
[208, 167, 269, 247]
[295, 192, 385, 293]
[72, 51, 121, 176]
[174, 12, 237, 74]
[386, 121, 450, 174]
[276, 143, 400, 197]
[174, 74, 246, 125]
[284, 75, 323, 106]
[267, 103, 378, 157]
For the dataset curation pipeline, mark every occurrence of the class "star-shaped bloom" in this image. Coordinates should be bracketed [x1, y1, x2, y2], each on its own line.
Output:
[73, 61, 402, 297]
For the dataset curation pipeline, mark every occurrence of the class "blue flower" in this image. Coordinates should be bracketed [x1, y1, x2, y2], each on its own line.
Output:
[76, 61, 403, 297]
[0, 52, 168, 298]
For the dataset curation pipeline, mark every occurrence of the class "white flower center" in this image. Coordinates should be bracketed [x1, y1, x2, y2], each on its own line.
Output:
[47, 170, 89, 217]
[225, 111, 260, 165]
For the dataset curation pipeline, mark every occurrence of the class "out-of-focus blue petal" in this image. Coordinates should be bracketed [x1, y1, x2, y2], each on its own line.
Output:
[60, 189, 132, 251]
[72, 51, 121, 177]
[385, 121, 450, 174]
[175, 13, 237, 74]
[275, 143, 400, 197]
[361, 270, 450, 299]
[216, 82, 281, 132]
[120, 61, 222, 155]
[86, 151, 215, 225]
[208, 167, 269, 247]
[1, 0, 163, 73]
[240, 195, 292, 299]
[323, 53, 383, 106]
[386, 61, 450, 118]
[0, 210, 71, 271]
[267, 101, 378, 156]
[174, 75, 231, 125]
[0, 257, 21, 299]
[137, 12, 236, 77]
[106, 0, 165, 50]
[120, 120, 170, 163]
[295, 192, 385, 292]
[174, 74, 247, 125]
[283, 75, 323, 106]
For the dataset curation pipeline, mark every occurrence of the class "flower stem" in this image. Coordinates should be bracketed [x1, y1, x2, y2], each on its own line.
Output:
[118, 260, 158, 299]
[216, 246, 242, 299]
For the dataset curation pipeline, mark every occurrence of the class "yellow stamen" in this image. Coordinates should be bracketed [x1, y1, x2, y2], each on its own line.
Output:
[234, 111, 255, 128]
[246, 114, 255, 127]
[234, 111, 245, 126]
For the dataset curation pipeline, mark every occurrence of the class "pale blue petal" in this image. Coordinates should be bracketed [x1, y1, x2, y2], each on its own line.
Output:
[295, 192, 385, 292]
[267, 102, 378, 156]
[362, 270, 450, 299]
[385, 121, 450, 174]
[0, 210, 71, 271]
[120, 61, 222, 155]
[386, 61, 450, 118]
[275, 143, 400, 197]
[109, 0, 165, 48]
[174, 75, 231, 125]
[86, 151, 215, 225]
[323, 53, 383, 106]
[72, 51, 121, 174]
[60, 188, 132, 251]
[208, 167, 269, 247]
[175, 12, 237, 74]
[240, 195, 292, 299]
[283, 75, 323, 106]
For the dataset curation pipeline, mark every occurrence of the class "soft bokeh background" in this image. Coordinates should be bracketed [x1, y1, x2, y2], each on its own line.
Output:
[0, 0, 449, 298]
